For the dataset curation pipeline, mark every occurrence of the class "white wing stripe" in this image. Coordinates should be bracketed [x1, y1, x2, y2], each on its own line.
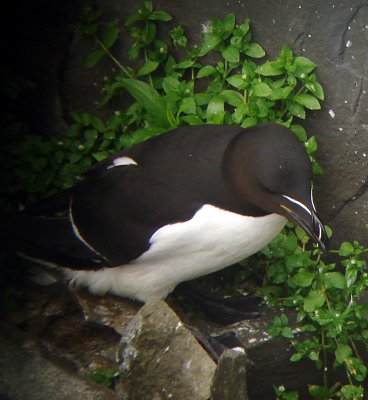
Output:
[69, 197, 107, 260]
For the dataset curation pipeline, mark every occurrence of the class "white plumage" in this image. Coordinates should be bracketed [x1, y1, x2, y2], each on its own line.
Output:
[67, 204, 286, 302]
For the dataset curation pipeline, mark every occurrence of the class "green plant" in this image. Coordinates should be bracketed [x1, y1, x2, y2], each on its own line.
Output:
[257, 227, 368, 399]
[0, 0, 323, 209]
[79, 1, 323, 172]
[86, 367, 121, 388]
[274, 385, 299, 400]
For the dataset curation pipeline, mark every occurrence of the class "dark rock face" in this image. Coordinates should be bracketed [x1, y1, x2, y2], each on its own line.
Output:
[0, 322, 120, 400]
[2, 0, 367, 246]
[1, 276, 367, 400]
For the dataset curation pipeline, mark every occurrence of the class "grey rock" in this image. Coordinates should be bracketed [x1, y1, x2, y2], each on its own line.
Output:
[211, 347, 249, 400]
[119, 299, 216, 400]
[73, 288, 140, 336]
[0, 322, 119, 400]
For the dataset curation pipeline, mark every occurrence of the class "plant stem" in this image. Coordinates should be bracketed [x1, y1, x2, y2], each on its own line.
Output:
[321, 326, 328, 388]
[95, 37, 134, 79]
[278, 81, 307, 120]
[349, 337, 362, 360]
[143, 48, 154, 87]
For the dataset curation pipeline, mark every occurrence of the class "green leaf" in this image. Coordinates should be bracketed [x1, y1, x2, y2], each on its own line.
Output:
[309, 351, 319, 361]
[142, 21, 156, 45]
[221, 90, 244, 107]
[70, 152, 82, 164]
[338, 385, 364, 399]
[295, 56, 317, 73]
[323, 272, 346, 289]
[293, 271, 315, 287]
[238, 19, 250, 35]
[125, 12, 145, 26]
[178, 97, 196, 115]
[303, 290, 325, 312]
[295, 225, 309, 244]
[335, 344, 352, 364]
[149, 10, 173, 21]
[197, 65, 217, 78]
[120, 78, 170, 128]
[279, 44, 293, 65]
[92, 151, 109, 161]
[131, 127, 166, 144]
[226, 74, 247, 90]
[312, 159, 323, 175]
[305, 136, 318, 154]
[162, 76, 180, 93]
[170, 25, 187, 48]
[84, 129, 98, 148]
[144, 0, 154, 14]
[346, 269, 357, 288]
[253, 82, 272, 97]
[256, 62, 283, 76]
[290, 353, 303, 362]
[101, 19, 119, 49]
[194, 93, 212, 105]
[309, 385, 335, 399]
[128, 43, 141, 60]
[287, 73, 297, 87]
[222, 45, 240, 63]
[290, 124, 307, 142]
[289, 103, 306, 119]
[223, 13, 236, 37]
[245, 43, 265, 58]
[173, 60, 194, 70]
[207, 95, 224, 124]
[339, 241, 355, 256]
[87, 368, 121, 388]
[85, 50, 104, 69]
[241, 116, 258, 128]
[233, 104, 247, 124]
[325, 225, 333, 238]
[295, 94, 320, 110]
[281, 326, 294, 339]
[137, 59, 160, 76]
[181, 115, 203, 125]
[199, 34, 223, 56]
[306, 82, 324, 100]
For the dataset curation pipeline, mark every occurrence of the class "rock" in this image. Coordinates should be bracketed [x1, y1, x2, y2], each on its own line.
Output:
[182, 303, 347, 400]
[211, 347, 249, 400]
[0, 322, 119, 400]
[119, 299, 217, 400]
[73, 288, 140, 336]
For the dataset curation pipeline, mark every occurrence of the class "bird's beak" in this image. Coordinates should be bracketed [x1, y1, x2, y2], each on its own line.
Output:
[280, 195, 328, 251]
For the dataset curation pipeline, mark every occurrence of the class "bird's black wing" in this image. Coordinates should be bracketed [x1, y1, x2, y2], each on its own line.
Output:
[5, 124, 243, 270]
[71, 163, 202, 267]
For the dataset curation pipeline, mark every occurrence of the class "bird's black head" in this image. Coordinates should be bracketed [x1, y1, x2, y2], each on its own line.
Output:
[223, 123, 328, 251]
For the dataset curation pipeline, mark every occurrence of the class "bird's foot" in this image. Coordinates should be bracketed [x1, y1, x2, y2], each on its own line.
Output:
[175, 284, 262, 326]
[187, 324, 244, 362]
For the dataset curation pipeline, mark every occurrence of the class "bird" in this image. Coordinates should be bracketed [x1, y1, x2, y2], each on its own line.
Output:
[3, 123, 328, 308]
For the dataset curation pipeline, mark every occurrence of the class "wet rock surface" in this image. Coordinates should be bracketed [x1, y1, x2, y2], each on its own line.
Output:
[0, 322, 119, 400]
[211, 347, 248, 400]
[118, 299, 216, 400]
[2, 276, 366, 400]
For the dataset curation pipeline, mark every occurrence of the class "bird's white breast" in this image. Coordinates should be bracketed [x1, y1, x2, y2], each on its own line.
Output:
[67, 205, 286, 302]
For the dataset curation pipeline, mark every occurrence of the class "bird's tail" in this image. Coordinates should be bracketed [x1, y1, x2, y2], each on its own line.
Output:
[0, 210, 103, 270]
